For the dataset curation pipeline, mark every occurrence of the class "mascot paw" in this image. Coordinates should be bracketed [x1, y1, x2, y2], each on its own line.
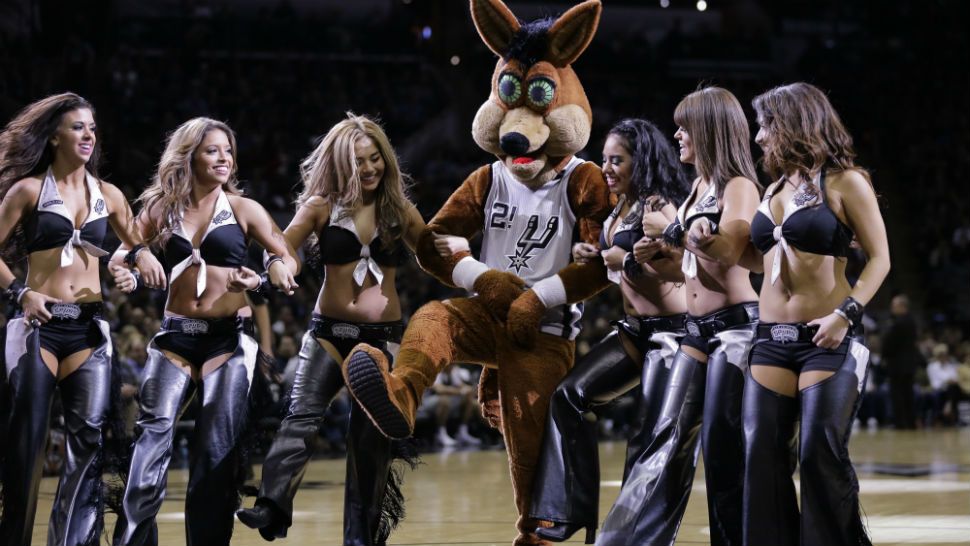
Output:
[473, 270, 526, 320]
[507, 289, 546, 349]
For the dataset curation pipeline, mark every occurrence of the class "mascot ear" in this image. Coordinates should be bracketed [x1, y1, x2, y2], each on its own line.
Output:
[470, 0, 521, 57]
[546, 0, 602, 67]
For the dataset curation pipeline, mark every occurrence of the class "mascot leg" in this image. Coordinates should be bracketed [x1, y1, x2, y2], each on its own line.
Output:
[799, 338, 872, 546]
[239, 333, 346, 540]
[531, 330, 640, 544]
[498, 334, 573, 546]
[48, 320, 113, 546]
[344, 299, 496, 440]
[113, 345, 196, 546]
[741, 372, 798, 546]
[0, 319, 56, 546]
[184, 335, 257, 546]
[597, 349, 706, 546]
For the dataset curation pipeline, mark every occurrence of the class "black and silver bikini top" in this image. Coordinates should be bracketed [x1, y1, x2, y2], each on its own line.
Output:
[750, 170, 854, 284]
[164, 190, 247, 297]
[22, 168, 110, 265]
[600, 197, 645, 285]
[318, 203, 408, 286]
[599, 197, 644, 253]
[675, 181, 721, 279]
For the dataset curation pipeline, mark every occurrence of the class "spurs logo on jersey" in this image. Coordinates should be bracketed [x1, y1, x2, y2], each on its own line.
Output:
[480, 156, 586, 339]
[489, 202, 560, 273]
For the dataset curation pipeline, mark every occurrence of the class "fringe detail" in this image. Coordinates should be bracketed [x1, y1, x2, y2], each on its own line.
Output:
[101, 351, 134, 544]
[374, 437, 421, 545]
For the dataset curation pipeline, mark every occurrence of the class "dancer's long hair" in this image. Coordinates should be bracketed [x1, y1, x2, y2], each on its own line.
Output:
[607, 118, 691, 207]
[138, 117, 241, 248]
[297, 113, 412, 248]
[674, 86, 760, 198]
[753, 82, 869, 183]
[0, 92, 101, 260]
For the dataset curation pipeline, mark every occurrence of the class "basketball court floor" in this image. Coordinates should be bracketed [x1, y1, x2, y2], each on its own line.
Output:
[30, 428, 970, 545]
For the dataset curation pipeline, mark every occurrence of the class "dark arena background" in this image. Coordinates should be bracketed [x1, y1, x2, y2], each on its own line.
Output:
[1, 0, 968, 544]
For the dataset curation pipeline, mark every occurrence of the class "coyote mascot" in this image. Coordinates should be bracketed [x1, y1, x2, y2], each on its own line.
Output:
[342, 0, 610, 544]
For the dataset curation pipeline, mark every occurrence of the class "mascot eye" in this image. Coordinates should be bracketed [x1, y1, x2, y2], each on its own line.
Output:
[498, 73, 522, 105]
[527, 78, 556, 108]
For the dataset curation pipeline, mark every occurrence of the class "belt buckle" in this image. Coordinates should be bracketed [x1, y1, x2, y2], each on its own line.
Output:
[180, 319, 210, 335]
[686, 320, 702, 337]
[49, 303, 81, 320]
[331, 323, 361, 340]
[769, 324, 800, 343]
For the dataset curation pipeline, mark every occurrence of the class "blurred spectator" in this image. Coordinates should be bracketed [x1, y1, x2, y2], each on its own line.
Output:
[419, 364, 482, 447]
[882, 294, 922, 429]
[927, 344, 963, 425]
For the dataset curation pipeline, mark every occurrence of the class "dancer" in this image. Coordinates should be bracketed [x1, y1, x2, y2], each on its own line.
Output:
[236, 114, 448, 545]
[340, 2, 614, 544]
[0, 92, 165, 546]
[529, 118, 690, 544]
[598, 87, 762, 546]
[743, 82, 889, 546]
[111, 117, 298, 546]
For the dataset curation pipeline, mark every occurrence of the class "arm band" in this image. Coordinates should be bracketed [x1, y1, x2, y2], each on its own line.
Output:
[452, 257, 490, 292]
[836, 296, 864, 327]
[662, 220, 685, 248]
[6, 278, 31, 304]
[124, 244, 147, 268]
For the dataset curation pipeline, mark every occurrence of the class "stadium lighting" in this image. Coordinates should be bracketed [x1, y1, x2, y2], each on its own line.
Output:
[450, 55, 461, 66]
[697, 1, 708, 11]
[660, 0, 670, 7]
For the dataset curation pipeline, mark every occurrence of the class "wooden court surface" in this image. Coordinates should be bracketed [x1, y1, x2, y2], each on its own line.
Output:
[30, 428, 970, 545]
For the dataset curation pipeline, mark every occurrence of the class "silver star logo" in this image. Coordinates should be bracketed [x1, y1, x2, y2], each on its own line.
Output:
[507, 249, 533, 273]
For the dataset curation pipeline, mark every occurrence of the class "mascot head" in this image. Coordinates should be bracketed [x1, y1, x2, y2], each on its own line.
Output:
[470, 0, 601, 185]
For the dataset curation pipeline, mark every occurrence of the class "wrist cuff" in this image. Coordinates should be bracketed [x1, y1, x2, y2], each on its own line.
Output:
[453, 257, 490, 291]
[532, 275, 566, 308]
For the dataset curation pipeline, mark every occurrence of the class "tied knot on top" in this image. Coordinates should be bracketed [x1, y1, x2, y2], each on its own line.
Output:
[352, 244, 384, 287]
[61, 228, 109, 267]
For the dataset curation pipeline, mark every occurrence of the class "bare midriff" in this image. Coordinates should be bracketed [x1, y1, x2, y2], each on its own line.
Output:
[26, 248, 102, 303]
[316, 261, 402, 323]
[164, 263, 249, 318]
[685, 257, 758, 316]
[758, 246, 850, 323]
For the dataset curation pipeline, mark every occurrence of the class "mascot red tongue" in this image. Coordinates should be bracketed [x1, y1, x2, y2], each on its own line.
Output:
[342, 1, 611, 544]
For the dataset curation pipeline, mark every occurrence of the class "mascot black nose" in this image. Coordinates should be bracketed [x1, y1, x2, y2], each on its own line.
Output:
[500, 132, 531, 156]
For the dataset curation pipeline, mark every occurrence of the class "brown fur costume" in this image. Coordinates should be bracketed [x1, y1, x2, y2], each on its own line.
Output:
[342, 2, 611, 544]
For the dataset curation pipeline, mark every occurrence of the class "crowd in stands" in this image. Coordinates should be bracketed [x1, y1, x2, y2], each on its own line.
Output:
[1, 0, 967, 471]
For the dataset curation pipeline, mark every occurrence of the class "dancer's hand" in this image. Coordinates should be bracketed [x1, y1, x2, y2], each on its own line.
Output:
[809, 312, 850, 349]
[687, 218, 716, 249]
[473, 270, 525, 320]
[633, 237, 663, 263]
[433, 232, 470, 257]
[601, 246, 627, 272]
[134, 250, 167, 289]
[227, 266, 261, 292]
[268, 259, 298, 295]
[642, 211, 670, 238]
[506, 289, 546, 349]
[572, 242, 600, 264]
[21, 291, 61, 325]
[109, 263, 138, 294]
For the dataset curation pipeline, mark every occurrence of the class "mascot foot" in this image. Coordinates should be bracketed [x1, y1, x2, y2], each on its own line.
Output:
[344, 344, 415, 440]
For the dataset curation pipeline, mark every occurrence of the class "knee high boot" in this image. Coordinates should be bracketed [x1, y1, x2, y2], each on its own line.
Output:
[0, 322, 56, 546]
[246, 335, 346, 539]
[531, 331, 640, 543]
[701, 351, 746, 546]
[741, 374, 799, 546]
[799, 339, 872, 546]
[113, 350, 196, 546]
[185, 346, 255, 546]
[597, 350, 706, 546]
[49, 329, 112, 546]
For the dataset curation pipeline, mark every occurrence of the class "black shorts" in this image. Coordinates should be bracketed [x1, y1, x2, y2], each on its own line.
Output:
[154, 316, 253, 365]
[309, 314, 403, 358]
[749, 322, 861, 374]
[20, 303, 105, 361]
[680, 302, 759, 355]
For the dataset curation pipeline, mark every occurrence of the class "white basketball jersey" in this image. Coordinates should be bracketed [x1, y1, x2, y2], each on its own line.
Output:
[480, 157, 586, 339]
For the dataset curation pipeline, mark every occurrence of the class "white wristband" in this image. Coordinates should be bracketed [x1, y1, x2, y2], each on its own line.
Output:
[452, 257, 490, 291]
[532, 275, 567, 308]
